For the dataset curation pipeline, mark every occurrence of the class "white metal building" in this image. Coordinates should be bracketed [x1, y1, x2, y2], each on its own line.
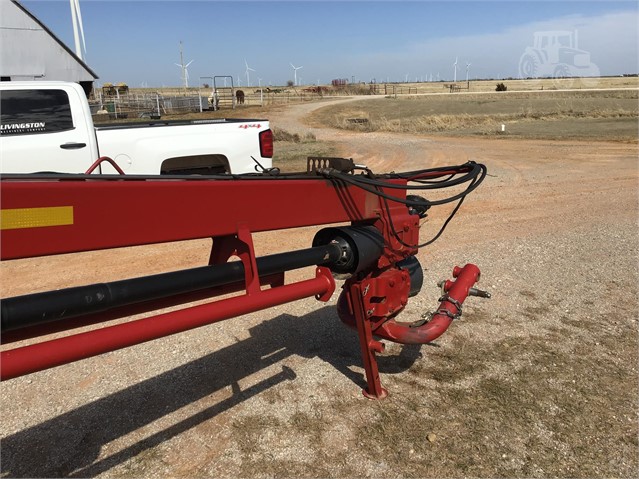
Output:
[0, 0, 98, 94]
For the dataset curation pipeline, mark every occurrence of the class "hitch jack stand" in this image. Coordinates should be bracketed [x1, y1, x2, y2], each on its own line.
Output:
[349, 282, 388, 399]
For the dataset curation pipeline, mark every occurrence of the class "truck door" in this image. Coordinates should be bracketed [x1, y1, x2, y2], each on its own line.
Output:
[0, 88, 95, 173]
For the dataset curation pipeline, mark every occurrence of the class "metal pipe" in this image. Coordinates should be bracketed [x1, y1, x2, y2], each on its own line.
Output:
[1, 271, 335, 380]
[336, 264, 482, 345]
[374, 264, 481, 344]
[1, 243, 342, 333]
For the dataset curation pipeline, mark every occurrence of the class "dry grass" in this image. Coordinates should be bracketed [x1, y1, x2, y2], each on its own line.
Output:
[311, 89, 639, 141]
[271, 127, 336, 172]
[272, 127, 316, 143]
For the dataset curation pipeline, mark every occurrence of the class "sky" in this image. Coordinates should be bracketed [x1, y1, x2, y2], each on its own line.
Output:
[17, 0, 639, 87]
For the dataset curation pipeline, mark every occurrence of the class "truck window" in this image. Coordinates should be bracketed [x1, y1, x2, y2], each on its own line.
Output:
[0, 89, 74, 136]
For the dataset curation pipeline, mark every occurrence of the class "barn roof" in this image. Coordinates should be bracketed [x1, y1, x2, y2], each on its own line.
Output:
[1, 0, 98, 81]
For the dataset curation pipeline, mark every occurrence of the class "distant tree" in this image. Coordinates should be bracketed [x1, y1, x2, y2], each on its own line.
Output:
[496, 82, 508, 92]
[202, 83, 210, 89]
[287, 80, 295, 87]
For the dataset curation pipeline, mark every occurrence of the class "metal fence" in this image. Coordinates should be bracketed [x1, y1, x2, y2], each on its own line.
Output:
[91, 91, 206, 119]
[90, 85, 383, 120]
[90, 89, 334, 119]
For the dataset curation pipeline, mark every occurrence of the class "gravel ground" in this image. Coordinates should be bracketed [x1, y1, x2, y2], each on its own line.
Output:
[1, 98, 637, 478]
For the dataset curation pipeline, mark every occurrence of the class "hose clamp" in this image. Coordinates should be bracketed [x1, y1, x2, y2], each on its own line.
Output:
[438, 293, 463, 319]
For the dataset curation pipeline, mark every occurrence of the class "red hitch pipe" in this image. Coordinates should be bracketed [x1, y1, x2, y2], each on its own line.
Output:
[375, 264, 482, 344]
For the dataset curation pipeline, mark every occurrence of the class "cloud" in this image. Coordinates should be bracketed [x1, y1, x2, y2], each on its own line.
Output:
[351, 9, 638, 80]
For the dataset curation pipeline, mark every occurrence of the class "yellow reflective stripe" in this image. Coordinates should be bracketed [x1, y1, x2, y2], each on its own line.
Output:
[1, 206, 74, 230]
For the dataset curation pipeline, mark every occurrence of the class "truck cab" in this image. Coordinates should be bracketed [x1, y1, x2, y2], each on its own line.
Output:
[0, 82, 99, 173]
[1, 81, 273, 176]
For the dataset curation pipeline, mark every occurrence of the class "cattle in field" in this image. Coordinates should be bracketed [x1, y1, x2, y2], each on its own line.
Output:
[236, 90, 245, 104]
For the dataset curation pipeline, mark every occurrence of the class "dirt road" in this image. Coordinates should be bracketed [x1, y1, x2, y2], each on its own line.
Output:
[1, 98, 637, 478]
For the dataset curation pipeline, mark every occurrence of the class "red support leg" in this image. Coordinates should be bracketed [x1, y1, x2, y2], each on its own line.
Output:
[348, 282, 388, 399]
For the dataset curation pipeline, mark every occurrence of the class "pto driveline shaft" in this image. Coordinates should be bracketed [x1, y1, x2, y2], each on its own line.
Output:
[1, 243, 342, 332]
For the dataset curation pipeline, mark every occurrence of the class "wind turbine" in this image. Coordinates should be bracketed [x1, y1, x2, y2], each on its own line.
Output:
[245, 59, 255, 87]
[290, 63, 303, 86]
[69, 0, 86, 60]
[184, 62, 193, 87]
[453, 57, 458, 83]
[175, 41, 193, 89]
[466, 62, 471, 82]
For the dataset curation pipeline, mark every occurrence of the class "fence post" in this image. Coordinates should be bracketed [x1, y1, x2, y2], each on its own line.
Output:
[156, 94, 160, 117]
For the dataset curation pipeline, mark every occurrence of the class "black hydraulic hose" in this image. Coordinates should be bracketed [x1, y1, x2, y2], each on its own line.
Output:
[382, 172, 483, 249]
[1, 243, 343, 333]
[388, 162, 475, 177]
[325, 163, 486, 208]
[409, 174, 457, 184]
[347, 166, 481, 190]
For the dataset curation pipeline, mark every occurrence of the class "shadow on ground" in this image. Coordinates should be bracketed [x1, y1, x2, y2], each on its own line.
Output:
[1, 306, 423, 477]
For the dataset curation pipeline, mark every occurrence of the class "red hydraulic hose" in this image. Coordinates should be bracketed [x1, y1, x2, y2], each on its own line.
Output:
[84, 156, 126, 175]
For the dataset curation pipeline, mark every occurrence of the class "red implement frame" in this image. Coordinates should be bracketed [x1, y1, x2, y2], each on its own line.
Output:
[0, 171, 483, 398]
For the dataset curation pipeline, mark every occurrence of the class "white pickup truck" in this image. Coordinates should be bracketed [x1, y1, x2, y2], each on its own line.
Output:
[0, 81, 273, 175]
